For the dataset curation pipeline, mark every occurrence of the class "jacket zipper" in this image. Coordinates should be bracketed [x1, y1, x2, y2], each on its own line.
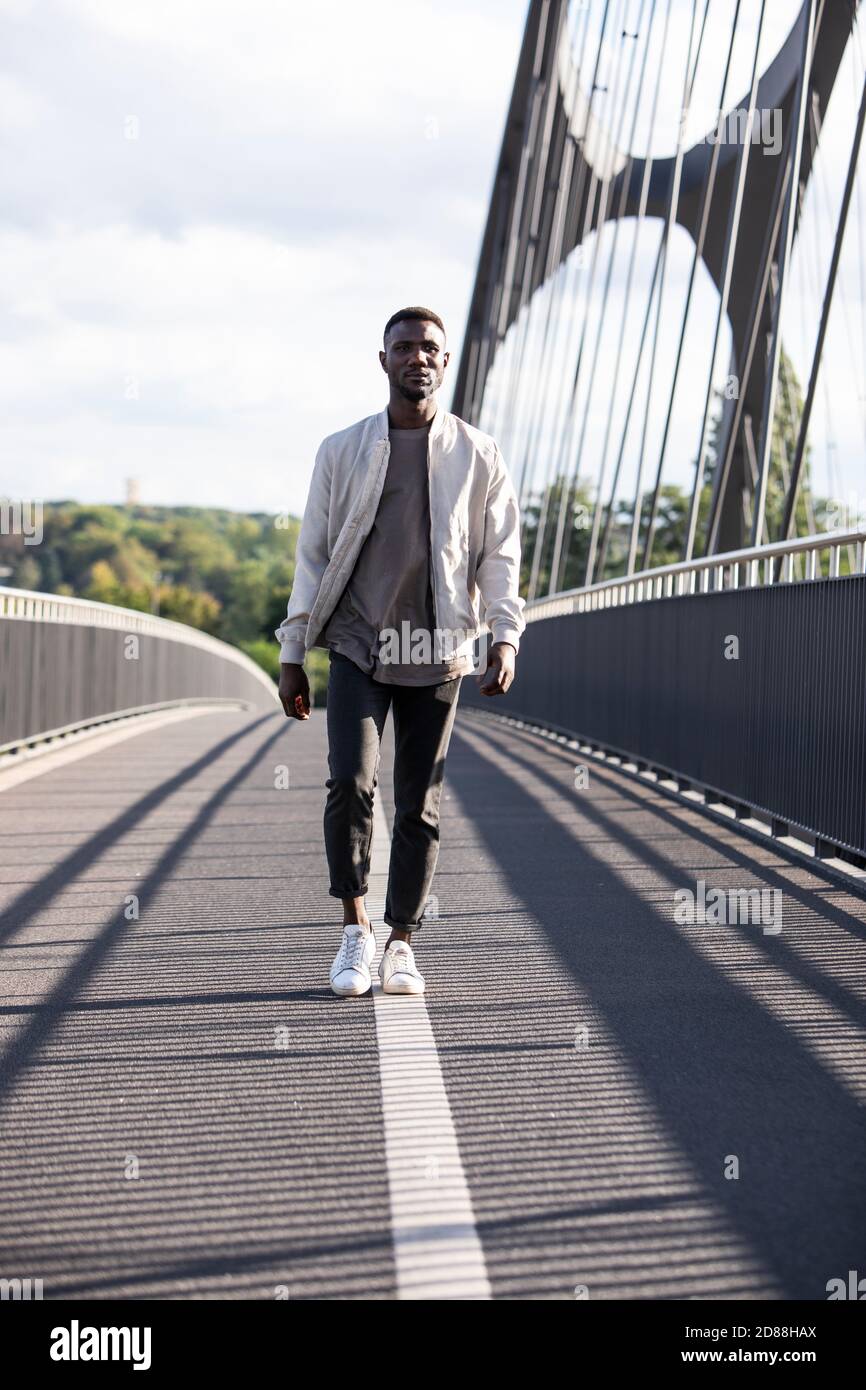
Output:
[310, 438, 389, 632]
[426, 428, 440, 636]
[426, 430, 461, 666]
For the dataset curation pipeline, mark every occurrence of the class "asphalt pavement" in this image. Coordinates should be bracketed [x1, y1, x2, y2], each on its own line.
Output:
[0, 701, 863, 1299]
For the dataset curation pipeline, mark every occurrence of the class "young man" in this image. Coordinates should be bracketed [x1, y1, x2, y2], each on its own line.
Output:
[276, 307, 525, 998]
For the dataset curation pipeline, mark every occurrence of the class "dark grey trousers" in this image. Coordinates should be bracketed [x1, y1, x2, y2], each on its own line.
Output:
[323, 649, 464, 932]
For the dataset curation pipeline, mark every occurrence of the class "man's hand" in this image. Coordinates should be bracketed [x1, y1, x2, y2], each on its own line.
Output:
[279, 662, 311, 720]
[476, 641, 516, 696]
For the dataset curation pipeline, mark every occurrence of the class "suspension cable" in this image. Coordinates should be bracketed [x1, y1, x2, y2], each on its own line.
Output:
[683, 0, 768, 562]
[547, 0, 650, 593]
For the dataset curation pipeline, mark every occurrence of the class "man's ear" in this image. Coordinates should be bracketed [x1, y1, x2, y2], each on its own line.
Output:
[379, 351, 387, 373]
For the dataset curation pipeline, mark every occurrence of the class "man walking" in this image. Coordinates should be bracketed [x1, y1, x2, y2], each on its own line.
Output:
[276, 307, 525, 998]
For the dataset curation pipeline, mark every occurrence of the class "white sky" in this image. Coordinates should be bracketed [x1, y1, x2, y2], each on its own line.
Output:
[1, 0, 864, 520]
[0, 0, 528, 517]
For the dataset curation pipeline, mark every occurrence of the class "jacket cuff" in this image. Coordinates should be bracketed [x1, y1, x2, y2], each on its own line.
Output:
[489, 621, 522, 654]
[279, 638, 307, 665]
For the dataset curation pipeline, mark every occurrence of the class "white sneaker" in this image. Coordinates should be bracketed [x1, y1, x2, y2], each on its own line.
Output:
[378, 940, 425, 995]
[330, 923, 376, 997]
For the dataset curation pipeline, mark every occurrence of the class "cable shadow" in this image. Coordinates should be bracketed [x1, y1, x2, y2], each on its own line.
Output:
[447, 720, 866, 1299]
[0, 712, 280, 949]
[0, 715, 288, 1107]
[495, 726, 866, 1026]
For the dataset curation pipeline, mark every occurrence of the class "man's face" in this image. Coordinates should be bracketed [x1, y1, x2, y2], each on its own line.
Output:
[380, 319, 449, 402]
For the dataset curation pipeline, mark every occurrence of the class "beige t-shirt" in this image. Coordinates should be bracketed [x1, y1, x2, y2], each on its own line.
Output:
[320, 417, 476, 685]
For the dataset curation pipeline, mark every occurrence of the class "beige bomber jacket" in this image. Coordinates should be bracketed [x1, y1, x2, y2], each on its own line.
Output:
[275, 404, 526, 668]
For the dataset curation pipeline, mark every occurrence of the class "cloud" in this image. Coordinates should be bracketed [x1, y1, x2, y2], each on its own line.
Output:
[2, 0, 863, 522]
[0, 219, 477, 512]
[0, 0, 527, 510]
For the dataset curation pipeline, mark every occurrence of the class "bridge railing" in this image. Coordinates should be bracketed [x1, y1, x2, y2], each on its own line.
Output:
[462, 528, 866, 869]
[525, 528, 866, 620]
[0, 587, 280, 753]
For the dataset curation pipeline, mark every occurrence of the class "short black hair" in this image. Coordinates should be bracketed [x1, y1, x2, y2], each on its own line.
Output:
[383, 306, 446, 348]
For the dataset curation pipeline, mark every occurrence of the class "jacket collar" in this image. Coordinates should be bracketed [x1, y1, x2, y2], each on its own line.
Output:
[375, 401, 448, 445]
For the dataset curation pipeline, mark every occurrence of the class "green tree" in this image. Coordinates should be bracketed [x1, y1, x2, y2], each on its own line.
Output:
[12, 553, 41, 591]
[220, 558, 270, 644]
[157, 584, 221, 632]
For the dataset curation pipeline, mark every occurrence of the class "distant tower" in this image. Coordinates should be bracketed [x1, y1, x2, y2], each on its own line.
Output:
[125, 477, 141, 507]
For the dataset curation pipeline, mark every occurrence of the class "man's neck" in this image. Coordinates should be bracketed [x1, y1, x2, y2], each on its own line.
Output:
[388, 395, 438, 430]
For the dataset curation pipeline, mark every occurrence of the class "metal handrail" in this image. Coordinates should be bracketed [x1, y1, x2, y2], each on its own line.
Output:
[525, 527, 866, 621]
[0, 585, 279, 703]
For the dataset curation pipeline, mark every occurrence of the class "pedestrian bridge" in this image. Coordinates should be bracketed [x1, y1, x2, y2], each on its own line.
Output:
[1, 532, 864, 1300]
